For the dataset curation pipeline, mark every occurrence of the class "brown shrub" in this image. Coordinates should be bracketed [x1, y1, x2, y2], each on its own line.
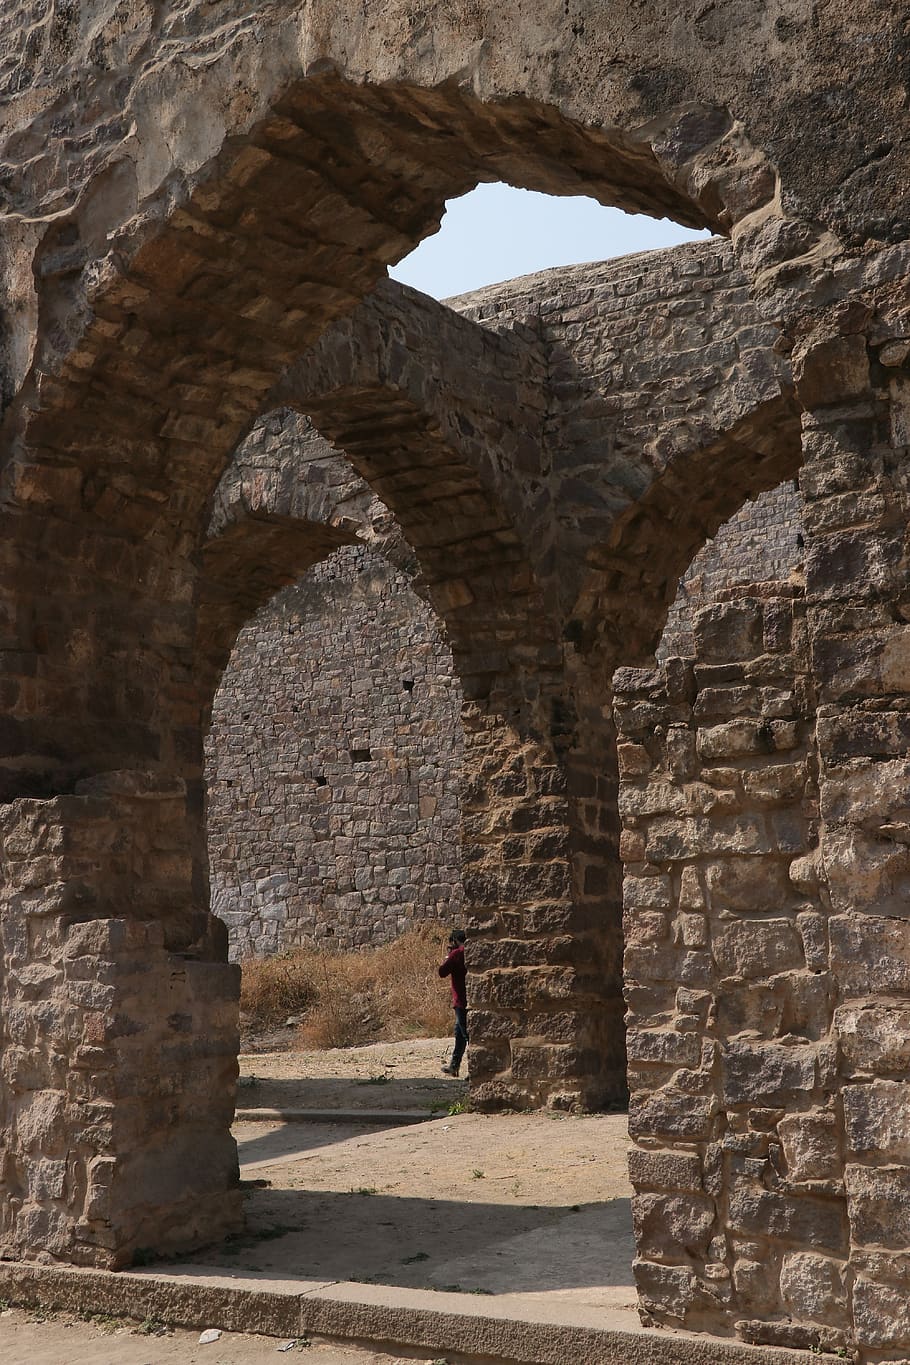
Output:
[239, 927, 453, 1047]
[239, 951, 316, 1029]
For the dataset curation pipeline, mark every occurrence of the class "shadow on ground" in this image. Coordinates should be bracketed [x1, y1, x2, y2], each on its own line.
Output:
[235, 1117, 405, 1164]
[185, 1186, 634, 1297]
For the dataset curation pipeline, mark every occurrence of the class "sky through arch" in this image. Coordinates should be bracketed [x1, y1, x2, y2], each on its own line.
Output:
[389, 183, 713, 300]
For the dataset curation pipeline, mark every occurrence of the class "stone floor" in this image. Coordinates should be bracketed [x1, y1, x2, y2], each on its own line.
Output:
[181, 1039, 638, 1315]
[217, 1111, 635, 1310]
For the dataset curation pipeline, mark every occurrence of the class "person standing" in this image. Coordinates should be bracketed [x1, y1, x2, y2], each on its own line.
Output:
[438, 928, 468, 1077]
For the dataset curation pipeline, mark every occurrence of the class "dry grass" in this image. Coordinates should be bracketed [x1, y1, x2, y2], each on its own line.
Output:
[240, 927, 453, 1048]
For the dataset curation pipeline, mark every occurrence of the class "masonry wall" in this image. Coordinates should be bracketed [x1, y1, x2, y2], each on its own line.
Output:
[205, 544, 463, 959]
[614, 585, 854, 1353]
[660, 482, 803, 659]
[206, 479, 803, 961]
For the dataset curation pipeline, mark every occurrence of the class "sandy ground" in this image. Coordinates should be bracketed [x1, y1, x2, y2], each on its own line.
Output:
[198, 1039, 635, 1308]
[237, 1039, 467, 1114]
[0, 1309, 448, 1365]
[3, 1041, 635, 1362]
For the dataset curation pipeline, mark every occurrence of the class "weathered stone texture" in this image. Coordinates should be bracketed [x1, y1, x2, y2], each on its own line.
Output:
[618, 580, 850, 1350]
[0, 773, 241, 1269]
[206, 544, 462, 958]
[0, 5, 909, 1353]
[660, 482, 803, 660]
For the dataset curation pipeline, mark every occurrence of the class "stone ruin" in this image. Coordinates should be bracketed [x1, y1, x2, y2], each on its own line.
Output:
[0, 5, 909, 1358]
[205, 451, 801, 964]
[206, 409, 464, 958]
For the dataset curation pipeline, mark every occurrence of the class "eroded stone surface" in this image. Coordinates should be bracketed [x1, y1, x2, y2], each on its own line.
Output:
[0, 6, 908, 1358]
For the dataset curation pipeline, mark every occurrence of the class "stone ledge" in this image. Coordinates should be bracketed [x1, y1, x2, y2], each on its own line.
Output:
[233, 1107, 436, 1125]
[0, 1262, 820, 1365]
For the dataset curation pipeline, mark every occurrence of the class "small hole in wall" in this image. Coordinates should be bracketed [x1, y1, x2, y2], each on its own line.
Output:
[350, 748, 372, 764]
[324, 925, 335, 936]
[402, 679, 415, 692]
[315, 773, 327, 786]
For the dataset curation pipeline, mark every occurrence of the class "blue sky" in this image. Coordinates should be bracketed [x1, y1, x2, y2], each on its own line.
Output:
[388, 183, 712, 300]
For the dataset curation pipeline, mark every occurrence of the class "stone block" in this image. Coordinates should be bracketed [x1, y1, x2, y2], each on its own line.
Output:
[678, 912, 708, 946]
[622, 909, 670, 946]
[852, 1275, 910, 1348]
[779, 1252, 846, 1325]
[632, 1192, 715, 1260]
[632, 1259, 698, 1320]
[628, 1089, 716, 1140]
[628, 1148, 703, 1192]
[678, 866, 705, 910]
[796, 910, 827, 971]
[794, 333, 871, 409]
[697, 720, 798, 760]
[843, 1081, 910, 1158]
[835, 1002, 910, 1073]
[626, 1028, 701, 1067]
[818, 707, 910, 762]
[617, 743, 651, 776]
[823, 825, 910, 920]
[741, 763, 805, 803]
[665, 727, 697, 781]
[705, 857, 793, 911]
[778, 1111, 841, 1182]
[712, 918, 804, 980]
[646, 814, 771, 862]
[623, 874, 672, 910]
[727, 1186, 846, 1251]
[732, 1258, 778, 1312]
[830, 914, 910, 996]
[693, 602, 762, 664]
[720, 1042, 817, 1106]
[846, 1164, 910, 1248]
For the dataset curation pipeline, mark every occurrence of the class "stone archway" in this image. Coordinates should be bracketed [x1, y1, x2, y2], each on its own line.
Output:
[0, 13, 909, 1358]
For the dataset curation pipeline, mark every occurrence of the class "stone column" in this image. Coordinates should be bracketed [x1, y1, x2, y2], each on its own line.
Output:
[0, 772, 241, 1268]
[461, 660, 625, 1112]
[616, 587, 844, 1353]
[797, 326, 910, 1362]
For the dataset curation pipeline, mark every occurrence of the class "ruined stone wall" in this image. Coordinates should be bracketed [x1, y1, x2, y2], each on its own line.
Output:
[205, 457, 802, 963]
[206, 545, 462, 959]
[615, 587, 844, 1353]
[660, 481, 803, 659]
[0, 772, 241, 1269]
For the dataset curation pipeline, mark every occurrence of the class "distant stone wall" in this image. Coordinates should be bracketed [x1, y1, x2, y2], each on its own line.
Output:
[205, 478, 804, 961]
[205, 544, 463, 960]
[660, 481, 803, 659]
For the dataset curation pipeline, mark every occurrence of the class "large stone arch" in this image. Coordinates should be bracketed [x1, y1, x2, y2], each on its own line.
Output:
[190, 240, 812, 1128]
[1, 11, 910, 1358]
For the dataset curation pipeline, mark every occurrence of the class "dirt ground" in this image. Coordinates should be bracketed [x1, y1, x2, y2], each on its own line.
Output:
[2, 1041, 636, 1362]
[0, 1308, 449, 1365]
[236, 1038, 467, 1114]
[197, 1039, 636, 1306]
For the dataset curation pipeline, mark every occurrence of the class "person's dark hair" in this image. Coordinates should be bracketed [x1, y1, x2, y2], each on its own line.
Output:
[448, 928, 467, 946]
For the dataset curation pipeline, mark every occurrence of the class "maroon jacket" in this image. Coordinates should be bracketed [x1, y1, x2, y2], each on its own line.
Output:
[438, 944, 467, 1009]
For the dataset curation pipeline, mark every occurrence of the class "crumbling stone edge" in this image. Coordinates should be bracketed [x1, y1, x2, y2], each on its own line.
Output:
[0, 1262, 821, 1365]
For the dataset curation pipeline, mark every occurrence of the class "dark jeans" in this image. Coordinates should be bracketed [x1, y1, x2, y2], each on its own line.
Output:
[452, 1006, 469, 1070]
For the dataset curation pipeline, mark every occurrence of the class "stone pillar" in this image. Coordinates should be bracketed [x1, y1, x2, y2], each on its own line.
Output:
[617, 328, 910, 1360]
[462, 664, 625, 1112]
[0, 772, 241, 1268]
[616, 586, 844, 1353]
[798, 328, 910, 1362]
